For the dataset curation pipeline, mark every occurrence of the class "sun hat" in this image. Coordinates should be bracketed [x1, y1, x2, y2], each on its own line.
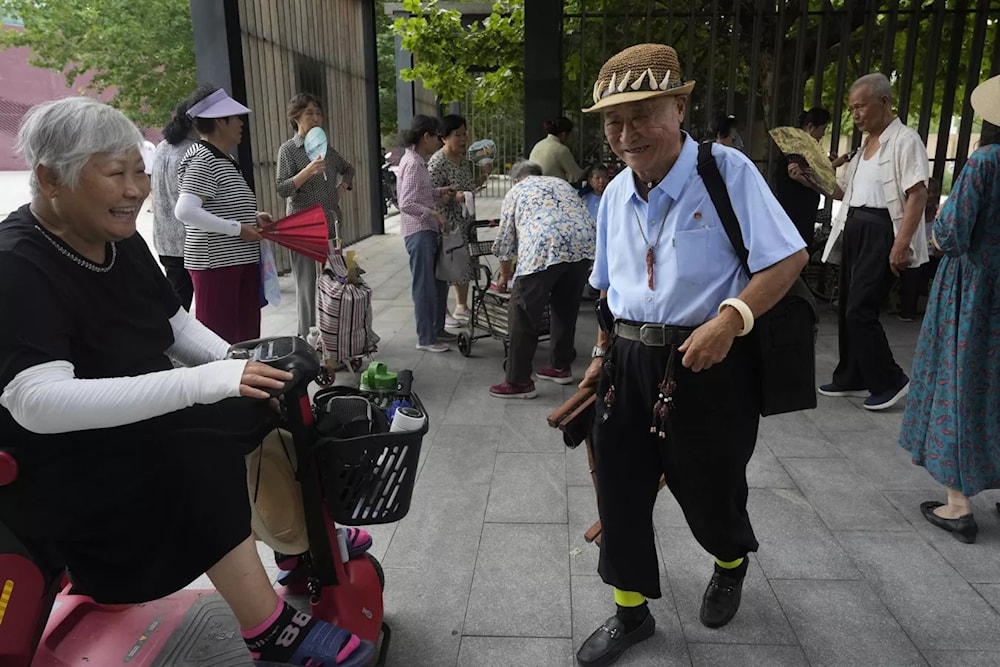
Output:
[246, 428, 309, 555]
[186, 88, 252, 119]
[970, 75, 1000, 126]
[582, 43, 696, 113]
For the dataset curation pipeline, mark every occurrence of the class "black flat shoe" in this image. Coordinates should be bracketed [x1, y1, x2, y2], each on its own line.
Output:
[700, 565, 746, 628]
[920, 501, 978, 544]
[576, 612, 655, 667]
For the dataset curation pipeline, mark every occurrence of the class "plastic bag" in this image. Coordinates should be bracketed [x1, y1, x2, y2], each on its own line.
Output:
[260, 241, 282, 307]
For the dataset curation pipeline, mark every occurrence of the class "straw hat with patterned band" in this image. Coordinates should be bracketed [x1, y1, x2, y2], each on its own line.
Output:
[582, 43, 696, 113]
[970, 74, 1000, 126]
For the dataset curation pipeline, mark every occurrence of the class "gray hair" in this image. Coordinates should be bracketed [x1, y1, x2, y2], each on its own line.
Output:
[16, 97, 144, 196]
[851, 73, 893, 101]
[510, 160, 543, 182]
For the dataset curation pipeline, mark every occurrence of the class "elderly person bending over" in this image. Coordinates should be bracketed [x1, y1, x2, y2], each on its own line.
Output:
[488, 160, 596, 398]
[0, 98, 373, 667]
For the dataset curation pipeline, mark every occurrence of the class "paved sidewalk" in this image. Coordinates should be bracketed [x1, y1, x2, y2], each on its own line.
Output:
[6, 171, 999, 666]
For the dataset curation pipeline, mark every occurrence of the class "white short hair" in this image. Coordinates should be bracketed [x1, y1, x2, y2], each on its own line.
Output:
[16, 97, 143, 195]
[510, 160, 543, 182]
[851, 73, 893, 101]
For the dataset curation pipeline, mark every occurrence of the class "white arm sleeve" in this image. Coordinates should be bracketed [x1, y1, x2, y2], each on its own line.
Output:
[167, 307, 232, 366]
[0, 359, 248, 435]
[175, 192, 241, 236]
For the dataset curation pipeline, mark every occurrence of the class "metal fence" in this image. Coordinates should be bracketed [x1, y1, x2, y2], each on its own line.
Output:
[562, 0, 1000, 192]
[463, 94, 523, 200]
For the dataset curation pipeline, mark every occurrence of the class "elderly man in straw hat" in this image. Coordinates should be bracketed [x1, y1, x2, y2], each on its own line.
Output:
[575, 44, 807, 665]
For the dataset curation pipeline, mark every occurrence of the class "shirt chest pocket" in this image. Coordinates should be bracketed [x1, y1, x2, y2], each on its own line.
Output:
[672, 225, 731, 286]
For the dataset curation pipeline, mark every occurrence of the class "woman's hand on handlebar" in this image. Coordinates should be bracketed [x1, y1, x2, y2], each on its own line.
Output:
[240, 362, 294, 399]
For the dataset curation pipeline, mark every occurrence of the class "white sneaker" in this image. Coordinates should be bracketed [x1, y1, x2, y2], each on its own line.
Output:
[453, 307, 471, 321]
[416, 342, 450, 353]
[444, 315, 462, 329]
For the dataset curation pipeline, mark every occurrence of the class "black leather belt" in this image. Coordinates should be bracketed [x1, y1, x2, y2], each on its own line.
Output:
[613, 321, 694, 347]
[848, 206, 891, 222]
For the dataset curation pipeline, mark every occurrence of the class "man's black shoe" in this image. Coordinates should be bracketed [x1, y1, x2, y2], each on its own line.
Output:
[576, 612, 655, 667]
[699, 566, 746, 628]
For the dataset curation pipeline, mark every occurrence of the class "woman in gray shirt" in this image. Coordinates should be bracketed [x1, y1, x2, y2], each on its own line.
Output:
[275, 93, 355, 340]
[151, 98, 197, 309]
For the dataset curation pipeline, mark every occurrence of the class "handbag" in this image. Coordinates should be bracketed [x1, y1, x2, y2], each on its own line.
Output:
[696, 143, 818, 416]
[434, 227, 471, 283]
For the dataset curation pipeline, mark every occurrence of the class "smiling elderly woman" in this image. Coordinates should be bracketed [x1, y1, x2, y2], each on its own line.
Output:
[0, 98, 372, 666]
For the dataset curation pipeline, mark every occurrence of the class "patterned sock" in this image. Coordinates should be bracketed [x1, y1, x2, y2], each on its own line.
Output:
[243, 600, 361, 665]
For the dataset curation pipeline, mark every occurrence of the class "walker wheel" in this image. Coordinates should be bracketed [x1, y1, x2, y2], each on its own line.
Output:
[457, 331, 472, 357]
[367, 552, 385, 591]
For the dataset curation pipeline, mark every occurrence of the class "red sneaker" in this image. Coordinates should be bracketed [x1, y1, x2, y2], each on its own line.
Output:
[489, 381, 538, 399]
[534, 367, 573, 385]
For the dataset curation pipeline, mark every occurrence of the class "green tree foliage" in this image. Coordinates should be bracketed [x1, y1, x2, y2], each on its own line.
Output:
[375, 0, 400, 139]
[0, 0, 196, 127]
[391, 0, 524, 107]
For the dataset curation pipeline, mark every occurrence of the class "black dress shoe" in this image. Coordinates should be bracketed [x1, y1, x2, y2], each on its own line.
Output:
[576, 612, 655, 667]
[700, 566, 746, 628]
[920, 501, 977, 544]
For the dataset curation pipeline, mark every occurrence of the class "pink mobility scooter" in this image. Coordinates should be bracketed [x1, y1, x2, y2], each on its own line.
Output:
[0, 336, 426, 666]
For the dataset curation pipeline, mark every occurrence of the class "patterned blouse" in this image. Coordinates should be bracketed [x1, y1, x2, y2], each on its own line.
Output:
[275, 134, 355, 234]
[492, 175, 596, 277]
[428, 149, 475, 233]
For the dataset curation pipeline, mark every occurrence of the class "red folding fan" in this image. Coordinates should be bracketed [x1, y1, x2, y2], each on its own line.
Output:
[261, 204, 329, 263]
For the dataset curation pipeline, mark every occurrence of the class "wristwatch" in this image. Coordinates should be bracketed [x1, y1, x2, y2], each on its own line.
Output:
[591, 345, 606, 359]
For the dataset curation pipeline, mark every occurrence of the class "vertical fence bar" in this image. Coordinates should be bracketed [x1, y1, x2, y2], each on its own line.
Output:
[954, 0, 990, 176]
[879, 0, 899, 76]
[791, 0, 808, 113]
[811, 0, 828, 109]
[932, 0, 968, 185]
[896, 0, 921, 122]
[857, 0, 876, 76]
[916, 0, 945, 142]
[706, 0, 719, 128]
[726, 0, 739, 112]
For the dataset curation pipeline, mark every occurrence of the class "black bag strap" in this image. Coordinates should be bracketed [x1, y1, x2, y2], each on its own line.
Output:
[696, 142, 751, 279]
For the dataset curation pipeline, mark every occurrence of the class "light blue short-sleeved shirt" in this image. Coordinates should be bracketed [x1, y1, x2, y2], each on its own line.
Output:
[590, 135, 805, 327]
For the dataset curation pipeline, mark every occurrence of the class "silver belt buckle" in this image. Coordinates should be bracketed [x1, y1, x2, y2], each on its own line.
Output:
[638, 324, 665, 346]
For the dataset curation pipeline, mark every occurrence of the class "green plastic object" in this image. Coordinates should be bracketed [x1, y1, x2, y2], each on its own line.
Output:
[360, 361, 397, 391]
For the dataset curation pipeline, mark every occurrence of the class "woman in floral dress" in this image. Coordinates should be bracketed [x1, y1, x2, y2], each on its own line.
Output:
[898, 75, 1000, 544]
[428, 114, 489, 326]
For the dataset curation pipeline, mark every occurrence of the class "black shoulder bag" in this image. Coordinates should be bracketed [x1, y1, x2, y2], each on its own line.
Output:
[696, 143, 818, 416]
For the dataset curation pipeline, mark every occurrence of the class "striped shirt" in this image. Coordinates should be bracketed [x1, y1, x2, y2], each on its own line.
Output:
[275, 134, 355, 233]
[397, 148, 442, 237]
[177, 141, 260, 270]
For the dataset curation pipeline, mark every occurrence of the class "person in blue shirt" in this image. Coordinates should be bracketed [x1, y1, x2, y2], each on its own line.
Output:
[581, 163, 610, 220]
[574, 43, 807, 667]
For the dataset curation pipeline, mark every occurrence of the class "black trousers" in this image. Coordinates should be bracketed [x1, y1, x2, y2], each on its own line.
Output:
[592, 335, 760, 599]
[160, 254, 194, 311]
[832, 208, 905, 393]
[506, 260, 590, 384]
[899, 255, 941, 319]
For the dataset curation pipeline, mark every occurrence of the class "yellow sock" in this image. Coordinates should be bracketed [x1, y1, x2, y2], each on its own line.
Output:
[613, 588, 645, 608]
[714, 556, 745, 570]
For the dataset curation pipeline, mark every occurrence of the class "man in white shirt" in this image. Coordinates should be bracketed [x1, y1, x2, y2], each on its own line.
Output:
[820, 73, 929, 411]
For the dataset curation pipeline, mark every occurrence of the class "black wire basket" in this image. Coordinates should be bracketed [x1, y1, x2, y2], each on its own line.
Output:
[312, 391, 427, 526]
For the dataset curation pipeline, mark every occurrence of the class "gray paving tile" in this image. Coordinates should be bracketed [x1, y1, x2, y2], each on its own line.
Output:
[974, 584, 1000, 613]
[416, 424, 500, 487]
[746, 440, 796, 489]
[657, 528, 798, 646]
[835, 530, 1000, 650]
[808, 395, 881, 433]
[688, 644, 810, 667]
[382, 565, 472, 667]
[748, 489, 860, 580]
[884, 490, 1000, 584]
[758, 413, 843, 458]
[465, 523, 571, 637]
[571, 574, 691, 666]
[770, 579, 926, 667]
[381, 482, 488, 571]
[780, 458, 911, 531]
[499, 402, 569, 453]
[568, 485, 601, 576]
[456, 637, 574, 667]
[830, 429, 943, 491]
[923, 651, 1000, 667]
[442, 384, 508, 425]
[485, 453, 567, 523]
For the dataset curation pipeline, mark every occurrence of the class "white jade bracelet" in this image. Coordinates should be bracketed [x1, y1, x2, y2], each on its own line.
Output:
[718, 298, 754, 337]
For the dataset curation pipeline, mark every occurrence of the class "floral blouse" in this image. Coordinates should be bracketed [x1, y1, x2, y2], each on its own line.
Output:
[428, 149, 476, 233]
[492, 175, 596, 277]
